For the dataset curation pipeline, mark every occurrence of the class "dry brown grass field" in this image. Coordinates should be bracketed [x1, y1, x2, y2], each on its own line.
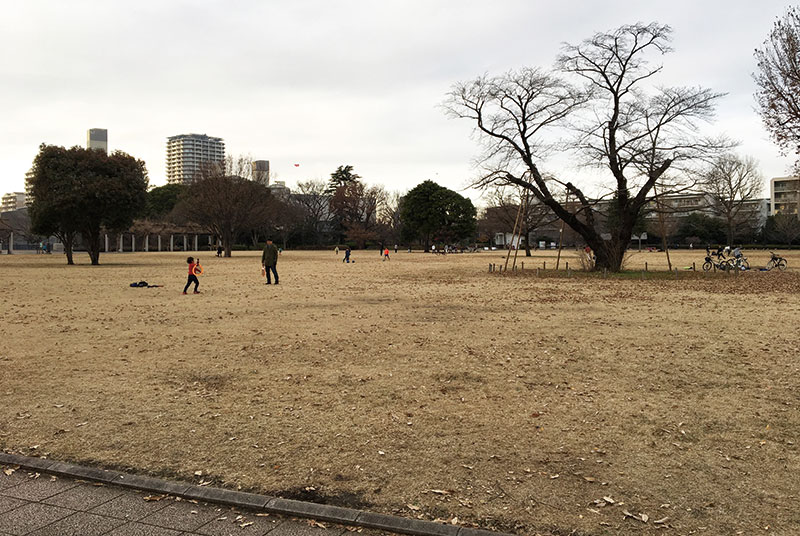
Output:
[1, 248, 799, 535]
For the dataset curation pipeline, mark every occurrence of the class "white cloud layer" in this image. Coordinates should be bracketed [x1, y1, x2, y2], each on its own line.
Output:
[0, 0, 793, 203]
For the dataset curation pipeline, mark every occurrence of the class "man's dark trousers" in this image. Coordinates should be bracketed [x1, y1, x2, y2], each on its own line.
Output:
[265, 264, 279, 284]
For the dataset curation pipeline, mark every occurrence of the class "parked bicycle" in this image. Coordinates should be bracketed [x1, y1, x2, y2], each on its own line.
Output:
[765, 251, 788, 271]
[730, 246, 749, 270]
[703, 247, 731, 272]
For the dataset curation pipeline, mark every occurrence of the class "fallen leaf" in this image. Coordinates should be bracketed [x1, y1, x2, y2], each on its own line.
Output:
[583, 476, 596, 482]
[76, 422, 88, 427]
[407, 504, 420, 511]
[603, 496, 615, 504]
[308, 520, 327, 529]
[240, 521, 254, 528]
[430, 489, 450, 495]
[194, 470, 203, 476]
[654, 517, 669, 524]
[143, 495, 165, 502]
[550, 474, 560, 479]
[3, 468, 15, 476]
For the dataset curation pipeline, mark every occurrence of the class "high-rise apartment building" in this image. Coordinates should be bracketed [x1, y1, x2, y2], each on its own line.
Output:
[166, 134, 225, 184]
[87, 128, 108, 152]
[770, 176, 800, 215]
[1, 192, 26, 212]
[252, 160, 270, 185]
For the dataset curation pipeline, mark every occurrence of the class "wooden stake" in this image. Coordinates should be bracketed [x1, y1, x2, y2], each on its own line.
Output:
[504, 196, 524, 272]
[653, 182, 672, 271]
[511, 190, 528, 271]
[555, 192, 569, 270]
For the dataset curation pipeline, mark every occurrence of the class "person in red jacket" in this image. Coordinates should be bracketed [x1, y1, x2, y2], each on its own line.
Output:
[183, 257, 200, 294]
[383, 247, 390, 261]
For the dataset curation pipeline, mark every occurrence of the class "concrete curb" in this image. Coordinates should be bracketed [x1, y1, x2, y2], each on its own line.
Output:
[0, 452, 514, 536]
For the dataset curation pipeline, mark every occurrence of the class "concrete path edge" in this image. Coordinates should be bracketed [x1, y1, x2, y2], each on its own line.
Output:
[0, 452, 512, 536]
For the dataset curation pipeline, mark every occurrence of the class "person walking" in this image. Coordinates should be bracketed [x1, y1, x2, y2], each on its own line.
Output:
[343, 246, 351, 263]
[261, 238, 279, 285]
[335, 246, 339, 256]
[383, 247, 390, 261]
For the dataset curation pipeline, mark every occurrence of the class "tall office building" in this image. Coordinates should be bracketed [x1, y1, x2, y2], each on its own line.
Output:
[87, 128, 108, 152]
[252, 160, 270, 185]
[166, 134, 225, 184]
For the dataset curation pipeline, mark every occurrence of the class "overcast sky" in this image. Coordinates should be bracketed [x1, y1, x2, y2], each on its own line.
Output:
[0, 0, 793, 204]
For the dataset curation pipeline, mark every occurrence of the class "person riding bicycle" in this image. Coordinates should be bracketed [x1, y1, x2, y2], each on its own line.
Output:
[732, 246, 743, 259]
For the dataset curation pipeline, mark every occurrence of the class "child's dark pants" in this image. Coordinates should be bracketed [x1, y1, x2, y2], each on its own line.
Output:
[184, 274, 199, 293]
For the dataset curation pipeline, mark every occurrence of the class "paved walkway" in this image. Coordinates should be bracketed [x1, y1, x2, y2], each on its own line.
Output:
[0, 466, 383, 536]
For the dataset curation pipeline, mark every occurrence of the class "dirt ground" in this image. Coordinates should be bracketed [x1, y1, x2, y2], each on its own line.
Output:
[1, 248, 798, 536]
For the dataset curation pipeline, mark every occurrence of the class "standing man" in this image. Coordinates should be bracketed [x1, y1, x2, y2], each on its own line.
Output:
[262, 238, 279, 285]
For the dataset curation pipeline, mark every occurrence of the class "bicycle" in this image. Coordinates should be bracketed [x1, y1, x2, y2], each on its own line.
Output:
[702, 247, 731, 272]
[731, 253, 749, 271]
[765, 251, 788, 271]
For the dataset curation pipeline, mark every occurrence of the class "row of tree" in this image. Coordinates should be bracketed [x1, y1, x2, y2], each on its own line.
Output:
[26, 146, 478, 264]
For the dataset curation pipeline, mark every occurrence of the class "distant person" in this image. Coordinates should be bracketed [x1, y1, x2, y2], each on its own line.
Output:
[261, 238, 279, 285]
[383, 247, 390, 261]
[335, 246, 339, 255]
[216, 245, 222, 257]
[183, 256, 200, 295]
[343, 247, 351, 263]
[394, 244, 398, 253]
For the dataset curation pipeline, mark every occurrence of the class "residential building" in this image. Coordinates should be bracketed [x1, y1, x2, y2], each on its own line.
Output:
[166, 134, 225, 184]
[268, 180, 290, 198]
[252, 160, 270, 185]
[1, 192, 26, 212]
[87, 128, 108, 152]
[770, 176, 799, 215]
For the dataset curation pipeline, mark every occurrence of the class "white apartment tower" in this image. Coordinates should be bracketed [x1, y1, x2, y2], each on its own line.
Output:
[1, 192, 26, 212]
[166, 134, 225, 184]
[87, 128, 108, 152]
[770, 176, 800, 215]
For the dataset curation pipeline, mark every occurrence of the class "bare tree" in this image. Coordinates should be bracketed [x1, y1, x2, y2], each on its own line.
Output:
[329, 181, 387, 248]
[483, 185, 555, 255]
[772, 212, 800, 244]
[174, 155, 272, 257]
[755, 7, 800, 173]
[700, 154, 764, 246]
[379, 191, 404, 246]
[294, 179, 331, 245]
[445, 23, 728, 271]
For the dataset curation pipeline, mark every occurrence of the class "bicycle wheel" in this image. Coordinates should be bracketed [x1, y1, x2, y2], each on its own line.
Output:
[777, 259, 788, 271]
[765, 259, 775, 271]
[702, 261, 712, 272]
[741, 259, 750, 270]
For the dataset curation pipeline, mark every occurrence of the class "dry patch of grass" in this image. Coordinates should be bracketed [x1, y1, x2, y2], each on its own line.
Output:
[1, 249, 799, 535]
